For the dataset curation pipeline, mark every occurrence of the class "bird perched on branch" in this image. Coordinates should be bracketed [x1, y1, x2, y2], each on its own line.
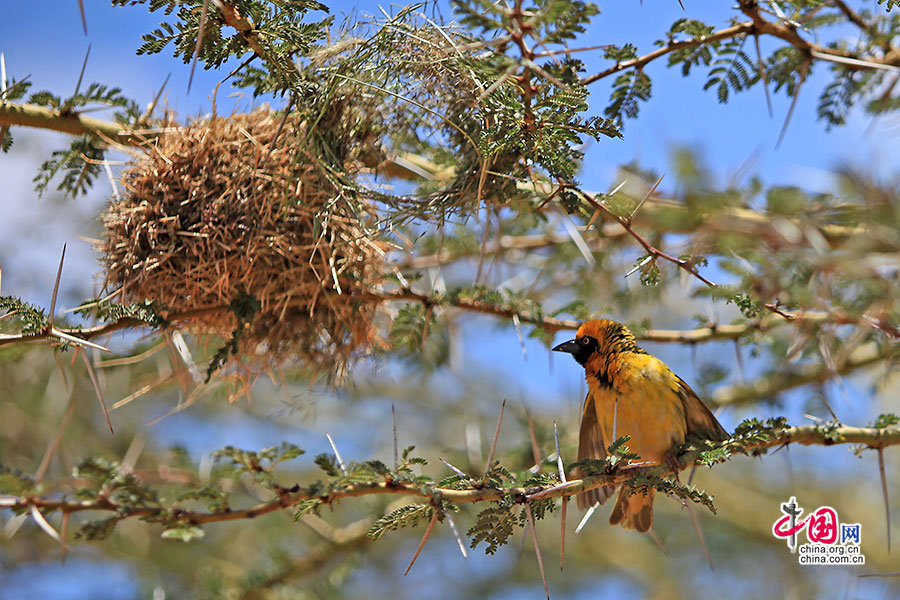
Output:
[553, 319, 728, 533]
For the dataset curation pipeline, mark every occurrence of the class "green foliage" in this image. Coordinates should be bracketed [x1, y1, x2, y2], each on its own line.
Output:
[632, 255, 660, 287]
[212, 442, 304, 487]
[570, 435, 641, 475]
[665, 19, 717, 76]
[766, 46, 808, 97]
[388, 304, 449, 368]
[6, 1, 900, 593]
[605, 69, 651, 124]
[205, 292, 262, 382]
[550, 300, 591, 321]
[703, 37, 757, 103]
[629, 474, 717, 514]
[75, 518, 119, 542]
[697, 445, 731, 467]
[467, 497, 518, 555]
[292, 499, 323, 520]
[178, 486, 230, 513]
[33, 135, 104, 198]
[29, 83, 130, 115]
[114, 0, 331, 94]
[454, 0, 619, 185]
[0, 466, 36, 496]
[1, 77, 31, 102]
[728, 292, 763, 318]
[313, 453, 341, 477]
[872, 413, 900, 429]
[0, 296, 47, 335]
[368, 503, 435, 540]
[604, 44, 637, 62]
[74, 298, 168, 328]
[729, 416, 790, 454]
[73, 457, 160, 507]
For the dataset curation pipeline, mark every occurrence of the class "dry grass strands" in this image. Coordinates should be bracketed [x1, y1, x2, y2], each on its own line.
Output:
[101, 108, 384, 384]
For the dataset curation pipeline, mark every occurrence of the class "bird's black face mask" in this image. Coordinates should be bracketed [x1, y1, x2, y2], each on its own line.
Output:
[552, 336, 598, 366]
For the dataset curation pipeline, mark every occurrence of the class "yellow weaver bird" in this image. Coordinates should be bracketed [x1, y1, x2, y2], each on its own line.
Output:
[553, 319, 728, 533]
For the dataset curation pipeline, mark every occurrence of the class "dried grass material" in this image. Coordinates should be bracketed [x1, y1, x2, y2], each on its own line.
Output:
[101, 108, 383, 381]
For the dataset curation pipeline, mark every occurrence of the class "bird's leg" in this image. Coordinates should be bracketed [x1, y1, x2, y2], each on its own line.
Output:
[663, 452, 682, 479]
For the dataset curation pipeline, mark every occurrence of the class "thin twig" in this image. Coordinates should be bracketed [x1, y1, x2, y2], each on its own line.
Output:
[577, 190, 718, 288]
[582, 22, 755, 85]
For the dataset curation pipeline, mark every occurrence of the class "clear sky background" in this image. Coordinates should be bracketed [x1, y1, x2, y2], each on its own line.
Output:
[1, 2, 897, 599]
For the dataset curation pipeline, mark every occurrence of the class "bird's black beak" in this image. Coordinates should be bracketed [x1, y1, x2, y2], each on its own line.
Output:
[552, 339, 579, 354]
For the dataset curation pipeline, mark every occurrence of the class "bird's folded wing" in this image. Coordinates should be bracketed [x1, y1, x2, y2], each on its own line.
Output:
[674, 376, 729, 440]
[576, 392, 615, 507]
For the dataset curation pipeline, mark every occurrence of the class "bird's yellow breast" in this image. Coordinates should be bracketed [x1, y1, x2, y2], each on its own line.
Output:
[584, 352, 687, 464]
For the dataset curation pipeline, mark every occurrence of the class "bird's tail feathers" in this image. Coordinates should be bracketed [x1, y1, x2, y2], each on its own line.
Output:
[576, 483, 615, 510]
[608, 486, 654, 533]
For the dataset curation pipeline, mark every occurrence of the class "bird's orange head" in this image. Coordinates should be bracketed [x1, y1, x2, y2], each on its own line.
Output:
[552, 318, 644, 366]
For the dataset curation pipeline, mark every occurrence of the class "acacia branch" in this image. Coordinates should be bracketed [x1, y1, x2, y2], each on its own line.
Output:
[397, 231, 614, 270]
[832, 0, 876, 36]
[578, 189, 718, 287]
[0, 287, 857, 351]
[711, 342, 892, 407]
[581, 22, 755, 85]
[582, 1, 900, 87]
[2, 425, 897, 526]
[0, 102, 163, 144]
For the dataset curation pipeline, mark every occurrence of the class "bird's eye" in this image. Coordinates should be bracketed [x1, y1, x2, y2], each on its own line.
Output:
[579, 337, 590, 345]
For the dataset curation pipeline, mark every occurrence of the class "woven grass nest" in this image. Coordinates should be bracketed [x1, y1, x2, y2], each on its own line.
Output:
[101, 107, 385, 382]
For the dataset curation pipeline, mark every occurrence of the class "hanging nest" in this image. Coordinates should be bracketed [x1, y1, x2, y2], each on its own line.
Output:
[100, 106, 386, 382]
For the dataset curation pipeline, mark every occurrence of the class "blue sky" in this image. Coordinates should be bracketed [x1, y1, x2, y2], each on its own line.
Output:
[1, 2, 897, 598]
